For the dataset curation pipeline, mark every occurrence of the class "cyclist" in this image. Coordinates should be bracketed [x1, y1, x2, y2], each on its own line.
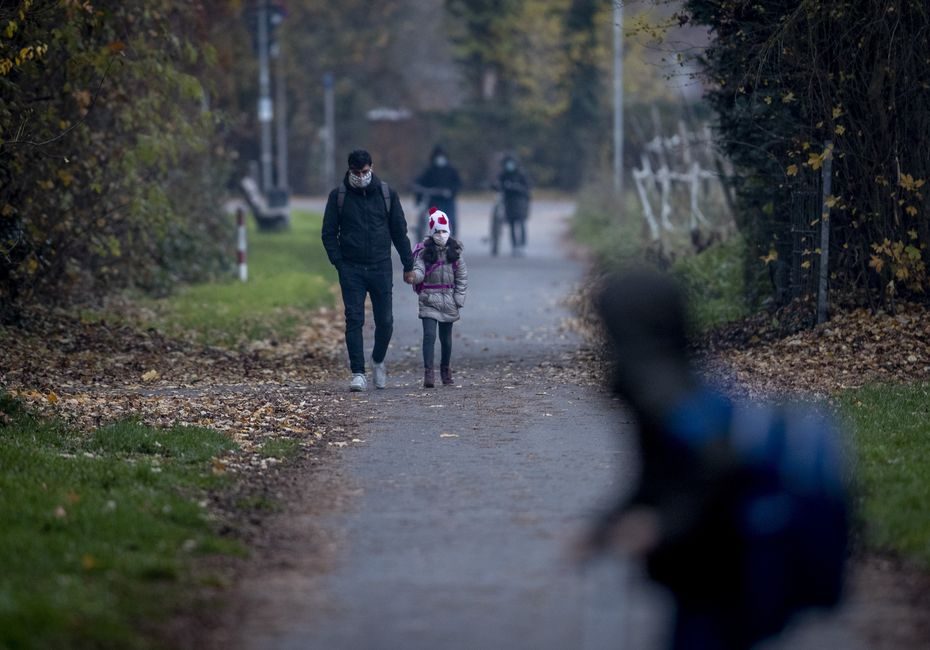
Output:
[412, 145, 462, 238]
[496, 154, 531, 256]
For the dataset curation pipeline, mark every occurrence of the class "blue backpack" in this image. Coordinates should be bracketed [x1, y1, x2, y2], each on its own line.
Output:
[660, 387, 849, 640]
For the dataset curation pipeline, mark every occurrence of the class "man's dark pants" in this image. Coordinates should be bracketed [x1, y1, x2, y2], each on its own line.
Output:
[338, 260, 393, 374]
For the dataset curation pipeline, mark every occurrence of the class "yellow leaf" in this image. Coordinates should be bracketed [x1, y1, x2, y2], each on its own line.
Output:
[824, 195, 839, 208]
[832, 106, 843, 119]
[869, 255, 885, 273]
[909, 229, 918, 240]
[786, 164, 799, 177]
[906, 206, 918, 217]
[834, 124, 846, 135]
[760, 249, 779, 264]
[781, 91, 795, 103]
[800, 260, 811, 269]
[141, 369, 159, 382]
[808, 152, 823, 171]
[46, 391, 59, 404]
[898, 173, 926, 192]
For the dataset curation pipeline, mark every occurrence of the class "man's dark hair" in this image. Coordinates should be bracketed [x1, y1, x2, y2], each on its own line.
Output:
[347, 149, 372, 169]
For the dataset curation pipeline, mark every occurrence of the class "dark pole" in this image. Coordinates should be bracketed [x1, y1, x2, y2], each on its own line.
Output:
[613, 1, 624, 198]
[257, 0, 273, 192]
[817, 140, 833, 324]
[324, 72, 335, 191]
[272, 8, 288, 196]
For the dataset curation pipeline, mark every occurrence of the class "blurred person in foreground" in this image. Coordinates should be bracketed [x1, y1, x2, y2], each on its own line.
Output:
[578, 269, 851, 650]
[321, 149, 416, 392]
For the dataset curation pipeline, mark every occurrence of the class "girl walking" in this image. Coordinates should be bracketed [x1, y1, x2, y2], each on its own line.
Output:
[410, 208, 468, 388]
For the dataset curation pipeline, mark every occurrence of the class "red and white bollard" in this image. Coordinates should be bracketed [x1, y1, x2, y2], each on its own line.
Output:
[237, 208, 248, 282]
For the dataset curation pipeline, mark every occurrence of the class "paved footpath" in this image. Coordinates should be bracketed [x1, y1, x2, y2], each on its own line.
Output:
[222, 196, 863, 650]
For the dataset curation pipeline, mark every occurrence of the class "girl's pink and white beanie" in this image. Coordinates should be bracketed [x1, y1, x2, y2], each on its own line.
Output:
[427, 207, 450, 236]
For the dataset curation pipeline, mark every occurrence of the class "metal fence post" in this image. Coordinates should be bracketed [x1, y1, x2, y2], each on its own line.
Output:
[817, 140, 833, 324]
[237, 208, 248, 282]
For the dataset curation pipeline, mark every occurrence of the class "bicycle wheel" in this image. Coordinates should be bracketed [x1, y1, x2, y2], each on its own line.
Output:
[414, 205, 427, 242]
[490, 202, 503, 256]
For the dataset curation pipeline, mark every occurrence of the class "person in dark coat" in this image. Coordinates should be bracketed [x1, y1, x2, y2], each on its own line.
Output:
[321, 149, 416, 392]
[496, 154, 531, 256]
[413, 145, 462, 237]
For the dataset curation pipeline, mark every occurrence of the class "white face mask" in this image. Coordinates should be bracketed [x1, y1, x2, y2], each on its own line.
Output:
[432, 231, 450, 246]
[348, 169, 372, 188]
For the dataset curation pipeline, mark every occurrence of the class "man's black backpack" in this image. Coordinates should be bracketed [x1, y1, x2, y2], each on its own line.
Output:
[337, 181, 391, 216]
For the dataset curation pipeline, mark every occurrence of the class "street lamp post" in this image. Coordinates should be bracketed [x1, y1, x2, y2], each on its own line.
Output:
[613, 1, 624, 198]
[272, 11, 288, 199]
[257, 0, 274, 193]
[323, 72, 335, 192]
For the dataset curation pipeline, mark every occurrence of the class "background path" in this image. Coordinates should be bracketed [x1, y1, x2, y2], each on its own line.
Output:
[218, 195, 863, 650]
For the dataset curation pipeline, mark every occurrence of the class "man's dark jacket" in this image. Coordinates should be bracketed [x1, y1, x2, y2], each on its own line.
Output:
[321, 173, 414, 272]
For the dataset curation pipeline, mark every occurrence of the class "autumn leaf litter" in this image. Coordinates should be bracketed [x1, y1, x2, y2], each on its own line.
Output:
[0, 305, 364, 475]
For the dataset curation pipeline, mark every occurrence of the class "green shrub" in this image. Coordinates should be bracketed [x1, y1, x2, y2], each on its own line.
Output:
[572, 184, 748, 330]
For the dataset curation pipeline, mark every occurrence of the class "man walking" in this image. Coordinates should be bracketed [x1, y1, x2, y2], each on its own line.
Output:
[322, 149, 416, 391]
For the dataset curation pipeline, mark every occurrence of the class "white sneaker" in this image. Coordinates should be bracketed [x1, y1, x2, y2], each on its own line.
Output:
[349, 373, 367, 392]
[372, 359, 387, 389]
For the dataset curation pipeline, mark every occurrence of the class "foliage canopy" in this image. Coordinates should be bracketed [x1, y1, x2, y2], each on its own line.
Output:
[0, 0, 239, 311]
[682, 0, 930, 304]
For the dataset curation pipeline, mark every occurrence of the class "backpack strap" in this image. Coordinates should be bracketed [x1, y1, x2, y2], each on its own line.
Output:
[380, 181, 392, 213]
[336, 181, 391, 216]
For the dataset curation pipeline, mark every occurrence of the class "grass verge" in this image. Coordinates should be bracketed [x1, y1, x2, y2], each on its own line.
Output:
[670, 235, 749, 330]
[839, 383, 930, 567]
[0, 394, 242, 650]
[129, 209, 336, 346]
[571, 187, 747, 330]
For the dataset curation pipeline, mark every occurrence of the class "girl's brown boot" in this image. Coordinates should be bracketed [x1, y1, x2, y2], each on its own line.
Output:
[423, 368, 435, 388]
[440, 365, 454, 385]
